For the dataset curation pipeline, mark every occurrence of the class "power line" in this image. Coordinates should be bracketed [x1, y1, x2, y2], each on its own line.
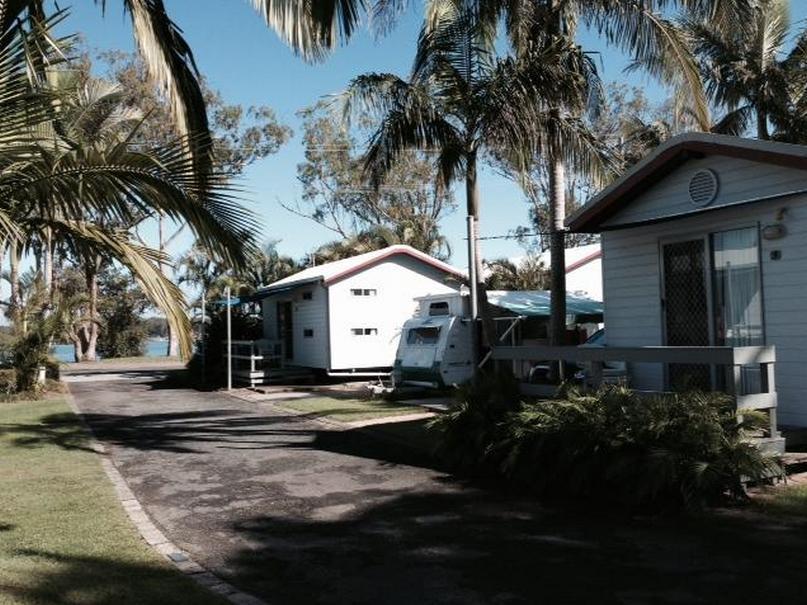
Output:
[465, 231, 549, 241]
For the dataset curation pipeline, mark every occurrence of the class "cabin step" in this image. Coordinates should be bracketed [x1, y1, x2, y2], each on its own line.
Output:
[782, 451, 807, 474]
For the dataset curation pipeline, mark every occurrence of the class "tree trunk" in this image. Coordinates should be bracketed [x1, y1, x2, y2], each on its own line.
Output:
[159, 213, 180, 357]
[465, 151, 495, 353]
[9, 241, 21, 330]
[43, 228, 53, 305]
[548, 155, 567, 353]
[757, 108, 769, 140]
[78, 261, 100, 362]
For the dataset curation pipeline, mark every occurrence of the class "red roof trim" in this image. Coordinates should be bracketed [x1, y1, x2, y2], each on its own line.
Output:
[566, 249, 602, 273]
[567, 136, 807, 233]
[322, 248, 465, 286]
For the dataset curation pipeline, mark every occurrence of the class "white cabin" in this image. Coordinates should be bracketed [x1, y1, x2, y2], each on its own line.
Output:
[568, 133, 807, 428]
[256, 245, 463, 373]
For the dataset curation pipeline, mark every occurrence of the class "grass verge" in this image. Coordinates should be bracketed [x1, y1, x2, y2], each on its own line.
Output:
[753, 481, 807, 519]
[274, 396, 426, 423]
[0, 399, 226, 605]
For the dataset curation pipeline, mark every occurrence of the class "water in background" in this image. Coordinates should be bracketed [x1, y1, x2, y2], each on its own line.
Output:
[51, 338, 169, 363]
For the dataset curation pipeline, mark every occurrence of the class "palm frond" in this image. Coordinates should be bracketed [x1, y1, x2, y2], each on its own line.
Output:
[590, 1, 710, 130]
[120, 0, 213, 188]
[250, 0, 367, 61]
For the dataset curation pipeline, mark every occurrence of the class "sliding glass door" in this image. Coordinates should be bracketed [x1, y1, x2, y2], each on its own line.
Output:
[711, 227, 764, 347]
[711, 227, 764, 392]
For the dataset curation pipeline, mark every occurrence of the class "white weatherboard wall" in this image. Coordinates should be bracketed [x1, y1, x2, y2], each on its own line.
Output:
[602, 178, 807, 426]
[602, 154, 807, 228]
[261, 283, 329, 369]
[327, 255, 458, 370]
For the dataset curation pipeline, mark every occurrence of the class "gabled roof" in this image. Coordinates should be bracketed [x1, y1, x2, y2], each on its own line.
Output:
[567, 133, 807, 233]
[258, 245, 464, 294]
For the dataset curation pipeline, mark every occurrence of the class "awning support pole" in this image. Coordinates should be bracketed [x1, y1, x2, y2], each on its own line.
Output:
[226, 286, 232, 391]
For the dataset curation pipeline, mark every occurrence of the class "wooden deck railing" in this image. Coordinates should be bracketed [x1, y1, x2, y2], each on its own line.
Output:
[490, 344, 781, 449]
[228, 340, 284, 387]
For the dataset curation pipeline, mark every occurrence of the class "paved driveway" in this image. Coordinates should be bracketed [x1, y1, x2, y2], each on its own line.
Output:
[65, 367, 807, 605]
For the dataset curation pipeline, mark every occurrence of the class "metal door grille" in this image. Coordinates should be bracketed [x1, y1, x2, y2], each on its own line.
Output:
[663, 240, 711, 390]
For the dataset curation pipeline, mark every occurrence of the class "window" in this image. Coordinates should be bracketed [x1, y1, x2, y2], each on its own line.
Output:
[351, 328, 378, 336]
[351, 288, 377, 296]
[428, 301, 449, 316]
[407, 326, 441, 345]
[303, 328, 314, 338]
[301, 291, 313, 301]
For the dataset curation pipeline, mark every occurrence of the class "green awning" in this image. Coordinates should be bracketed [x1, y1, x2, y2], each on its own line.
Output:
[486, 290, 603, 321]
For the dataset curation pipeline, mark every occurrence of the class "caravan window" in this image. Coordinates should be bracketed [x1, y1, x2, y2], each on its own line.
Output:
[407, 326, 441, 345]
[428, 302, 449, 316]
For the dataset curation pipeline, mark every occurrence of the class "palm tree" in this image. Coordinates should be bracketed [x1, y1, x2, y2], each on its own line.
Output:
[685, 0, 807, 140]
[0, 0, 412, 184]
[485, 256, 549, 291]
[341, 0, 605, 352]
[178, 240, 298, 305]
[477, 0, 750, 353]
[0, 14, 260, 362]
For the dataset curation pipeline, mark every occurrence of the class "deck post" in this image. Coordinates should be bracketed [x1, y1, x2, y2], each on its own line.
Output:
[589, 360, 604, 389]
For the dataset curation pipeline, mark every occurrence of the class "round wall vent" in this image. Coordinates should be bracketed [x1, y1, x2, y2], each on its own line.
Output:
[688, 169, 719, 207]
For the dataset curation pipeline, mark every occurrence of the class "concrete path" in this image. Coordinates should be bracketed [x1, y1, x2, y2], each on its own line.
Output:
[64, 366, 807, 605]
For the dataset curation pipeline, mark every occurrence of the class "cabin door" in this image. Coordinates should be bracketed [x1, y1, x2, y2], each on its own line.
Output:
[276, 301, 294, 361]
[661, 239, 711, 390]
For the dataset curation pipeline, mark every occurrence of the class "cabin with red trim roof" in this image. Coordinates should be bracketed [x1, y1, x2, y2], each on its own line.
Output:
[255, 245, 463, 373]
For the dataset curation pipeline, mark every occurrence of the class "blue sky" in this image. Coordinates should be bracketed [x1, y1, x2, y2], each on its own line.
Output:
[64, 1, 807, 268]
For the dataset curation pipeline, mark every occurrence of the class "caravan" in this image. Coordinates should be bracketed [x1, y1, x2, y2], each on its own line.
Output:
[394, 290, 604, 388]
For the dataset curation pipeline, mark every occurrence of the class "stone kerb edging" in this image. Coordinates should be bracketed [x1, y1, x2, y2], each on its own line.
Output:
[63, 389, 268, 605]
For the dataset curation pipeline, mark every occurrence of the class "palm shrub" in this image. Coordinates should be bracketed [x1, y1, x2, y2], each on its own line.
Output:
[493, 386, 781, 510]
[11, 312, 66, 393]
[428, 370, 521, 475]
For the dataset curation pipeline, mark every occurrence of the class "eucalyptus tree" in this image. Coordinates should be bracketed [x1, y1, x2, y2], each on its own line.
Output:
[685, 0, 807, 140]
[291, 102, 455, 260]
[341, 1, 606, 349]
[0, 14, 260, 365]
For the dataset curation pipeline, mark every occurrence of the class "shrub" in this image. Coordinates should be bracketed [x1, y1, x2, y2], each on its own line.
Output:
[186, 308, 263, 388]
[432, 383, 781, 510]
[0, 369, 16, 396]
[428, 369, 521, 474]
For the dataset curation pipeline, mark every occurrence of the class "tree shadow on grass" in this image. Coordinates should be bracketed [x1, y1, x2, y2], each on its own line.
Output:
[220, 489, 807, 605]
[2, 549, 224, 605]
[0, 412, 97, 453]
[1, 406, 443, 471]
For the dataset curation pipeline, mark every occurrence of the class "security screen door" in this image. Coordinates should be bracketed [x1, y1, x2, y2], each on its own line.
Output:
[662, 239, 712, 390]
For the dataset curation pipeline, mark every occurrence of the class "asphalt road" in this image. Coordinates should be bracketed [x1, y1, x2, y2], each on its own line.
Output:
[65, 366, 807, 605]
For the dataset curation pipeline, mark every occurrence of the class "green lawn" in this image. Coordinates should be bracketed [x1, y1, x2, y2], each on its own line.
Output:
[754, 482, 807, 519]
[275, 396, 426, 423]
[0, 399, 226, 605]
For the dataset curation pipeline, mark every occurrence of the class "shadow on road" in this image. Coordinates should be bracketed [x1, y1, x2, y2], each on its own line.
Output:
[2, 405, 441, 470]
[220, 488, 807, 605]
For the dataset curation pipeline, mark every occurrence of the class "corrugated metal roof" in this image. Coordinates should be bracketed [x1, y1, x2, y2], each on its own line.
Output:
[487, 290, 603, 319]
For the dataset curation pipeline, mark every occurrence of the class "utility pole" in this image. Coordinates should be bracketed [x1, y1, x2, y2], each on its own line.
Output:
[467, 215, 479, 372]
